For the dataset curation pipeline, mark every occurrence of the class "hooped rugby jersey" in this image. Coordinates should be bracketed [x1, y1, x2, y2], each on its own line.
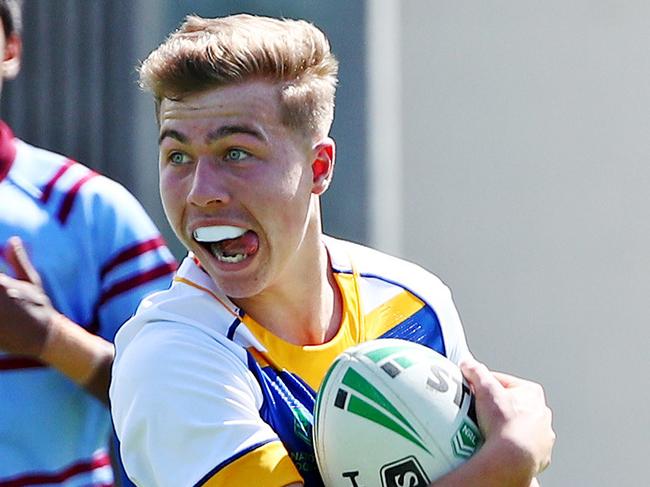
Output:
[111, 236, 471, 487]
[0, 121, 177, 486]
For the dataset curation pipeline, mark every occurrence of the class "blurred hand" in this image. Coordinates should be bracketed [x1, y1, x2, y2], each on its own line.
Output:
[0, 236, 58, 357]
[461, 360, 555, 479]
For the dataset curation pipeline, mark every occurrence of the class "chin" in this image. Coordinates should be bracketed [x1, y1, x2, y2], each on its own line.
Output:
[216, 280, 265, 301]
[202, 266, 265, 299]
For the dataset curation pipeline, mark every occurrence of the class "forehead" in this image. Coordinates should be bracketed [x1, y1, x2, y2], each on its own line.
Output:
[159, 80, 282, 129]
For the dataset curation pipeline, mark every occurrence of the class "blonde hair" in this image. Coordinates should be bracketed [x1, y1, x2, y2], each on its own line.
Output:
[139, 14, 339, 138]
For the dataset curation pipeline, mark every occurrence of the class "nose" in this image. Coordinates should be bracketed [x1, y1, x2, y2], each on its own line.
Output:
[187, 158, 231, 207]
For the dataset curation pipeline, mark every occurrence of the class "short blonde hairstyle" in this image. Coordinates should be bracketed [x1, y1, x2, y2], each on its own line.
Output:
[139, 14, 339, 138]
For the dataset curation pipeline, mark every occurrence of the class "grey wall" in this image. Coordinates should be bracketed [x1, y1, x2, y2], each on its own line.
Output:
[400, 1, 650, 485]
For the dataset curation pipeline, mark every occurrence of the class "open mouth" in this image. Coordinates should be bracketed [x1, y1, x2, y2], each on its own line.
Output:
[193, 225, 259, 264]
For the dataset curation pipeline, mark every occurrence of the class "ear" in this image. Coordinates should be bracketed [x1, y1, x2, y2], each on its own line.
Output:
[311, 137, 336, 196]
[2, 33, 21, 80]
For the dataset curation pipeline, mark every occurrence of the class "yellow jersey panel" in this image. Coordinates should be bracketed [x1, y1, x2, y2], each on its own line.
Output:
[203, 441, 302, 487]
[364, 290, 426, 340]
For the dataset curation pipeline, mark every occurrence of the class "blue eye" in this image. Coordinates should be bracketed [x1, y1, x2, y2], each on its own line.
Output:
[168, 151, 191, 165]
[224, 148, 249, 161]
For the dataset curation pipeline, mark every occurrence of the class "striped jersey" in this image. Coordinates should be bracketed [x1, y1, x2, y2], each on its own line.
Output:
[110, 236, 472, 487]
[0, 121, 177, 486]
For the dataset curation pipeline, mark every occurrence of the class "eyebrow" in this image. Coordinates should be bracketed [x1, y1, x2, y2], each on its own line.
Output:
[207, 125, 267, 143]
[159, 129, 187, 145]
[158, 125, 267, 146]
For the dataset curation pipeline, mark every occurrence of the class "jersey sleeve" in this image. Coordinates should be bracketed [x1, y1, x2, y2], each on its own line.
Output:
[330, 236, 473, 366]
[73, 177, 177, 341]
[436, 284, 473, 365]
[110, 320, 303, 487]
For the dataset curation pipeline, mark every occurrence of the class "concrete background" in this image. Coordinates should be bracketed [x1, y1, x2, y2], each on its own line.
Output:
[397, 2, 650, 486]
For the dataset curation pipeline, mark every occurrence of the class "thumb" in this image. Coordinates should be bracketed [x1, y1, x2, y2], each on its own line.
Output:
[491, 371, 527, 389]
[460, 359, 504, 397]
[5, 237, 42, 286]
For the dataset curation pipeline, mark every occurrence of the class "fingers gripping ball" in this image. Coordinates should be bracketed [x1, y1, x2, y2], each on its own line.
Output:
[313, 339, 483, 487]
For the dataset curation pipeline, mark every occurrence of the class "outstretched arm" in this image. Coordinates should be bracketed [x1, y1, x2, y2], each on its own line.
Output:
[0, 237, 113, 404]
[430, 361, 554, 487]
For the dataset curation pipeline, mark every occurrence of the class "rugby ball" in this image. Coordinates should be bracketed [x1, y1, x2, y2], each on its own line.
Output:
[313, 339, 483, 487]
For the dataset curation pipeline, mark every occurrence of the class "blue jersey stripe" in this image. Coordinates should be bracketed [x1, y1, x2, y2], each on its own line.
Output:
[379, 305, 446, 356]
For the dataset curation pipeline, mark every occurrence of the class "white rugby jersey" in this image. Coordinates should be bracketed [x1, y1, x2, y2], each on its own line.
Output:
[0, 121, 177, 486]
[111, 236, 471, 487]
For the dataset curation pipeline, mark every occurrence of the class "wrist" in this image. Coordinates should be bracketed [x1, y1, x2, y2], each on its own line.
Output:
[429, 437, 535, 487]
[479, 433, 537, 485]
[40, 313, 114, 387]
[37, 311, 64, 359]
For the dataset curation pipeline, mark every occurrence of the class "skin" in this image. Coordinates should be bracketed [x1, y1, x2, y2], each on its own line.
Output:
[428, 362, 553, 487]
[0, 24, 113, 404]
[0, 237, 54, 357]
[284, 364, 551, 487]
[0, 23, 20, 91]
[158, 78, 554, 487]
[0, 237, 114, 402]
[158, 79, 341, 345]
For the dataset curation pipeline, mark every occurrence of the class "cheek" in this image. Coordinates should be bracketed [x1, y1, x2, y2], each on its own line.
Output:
[258, 168, 309, 215]
[159, 170, 185, 223]
[271, 173, 315, 230]
[274, 162, 312, 201]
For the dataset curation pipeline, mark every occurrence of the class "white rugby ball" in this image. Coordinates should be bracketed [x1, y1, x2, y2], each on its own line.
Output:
[313, 339, 483, 487]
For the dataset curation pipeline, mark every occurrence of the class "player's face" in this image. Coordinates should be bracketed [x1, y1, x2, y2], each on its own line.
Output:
[158, 80, 334, 299]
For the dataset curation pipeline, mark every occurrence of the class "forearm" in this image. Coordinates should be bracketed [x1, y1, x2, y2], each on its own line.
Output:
[40, 313, 114, 405]
[430, 439, 536, 487]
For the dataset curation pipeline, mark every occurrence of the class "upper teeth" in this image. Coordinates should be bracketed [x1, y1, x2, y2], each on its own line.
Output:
[193, 225, 246, 242]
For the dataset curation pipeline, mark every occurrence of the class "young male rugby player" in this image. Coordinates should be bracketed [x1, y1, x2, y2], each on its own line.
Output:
[110, 14, 555, 487]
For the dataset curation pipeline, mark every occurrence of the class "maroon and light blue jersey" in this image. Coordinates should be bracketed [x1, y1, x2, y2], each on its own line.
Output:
[0, 121, 177, 486]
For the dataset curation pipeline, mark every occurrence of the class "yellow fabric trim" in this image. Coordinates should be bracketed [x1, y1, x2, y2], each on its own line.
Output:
[363, 291, 425, 340]
[333, 272, 363, 344]
[202, 441, 302, 487]
[247, 346, 271, 368]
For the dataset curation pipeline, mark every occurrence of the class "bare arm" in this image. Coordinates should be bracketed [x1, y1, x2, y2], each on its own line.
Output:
[0, 237, 113, 404]
[430, 361, 554, 487]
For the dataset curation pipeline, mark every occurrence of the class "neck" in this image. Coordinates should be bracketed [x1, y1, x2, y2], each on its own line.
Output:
[233, 236, 342, 346]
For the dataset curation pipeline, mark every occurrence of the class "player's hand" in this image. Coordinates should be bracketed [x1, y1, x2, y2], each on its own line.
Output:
[0, 236, 58, 357]
[460, 360, 555, 481]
